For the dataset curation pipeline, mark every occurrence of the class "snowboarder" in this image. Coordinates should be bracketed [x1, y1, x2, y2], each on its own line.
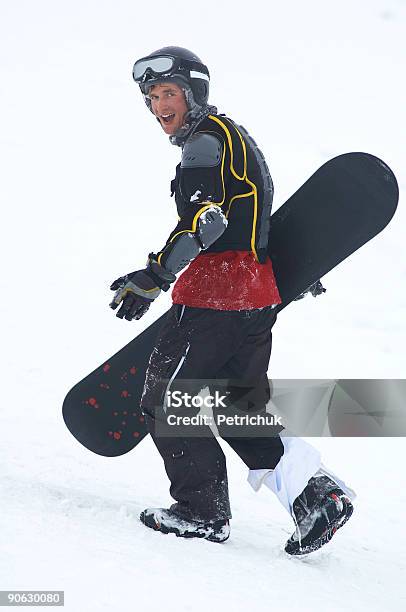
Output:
[109, 46, 355, 554]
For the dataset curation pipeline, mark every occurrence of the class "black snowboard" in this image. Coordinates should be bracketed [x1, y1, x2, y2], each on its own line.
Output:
[63, 153, 398, 456]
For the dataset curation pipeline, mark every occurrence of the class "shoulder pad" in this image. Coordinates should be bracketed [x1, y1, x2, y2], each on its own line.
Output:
[181, 133, 222, 169]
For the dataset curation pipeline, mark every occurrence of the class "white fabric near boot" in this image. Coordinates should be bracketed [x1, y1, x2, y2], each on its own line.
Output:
[247, 436, 356, 514]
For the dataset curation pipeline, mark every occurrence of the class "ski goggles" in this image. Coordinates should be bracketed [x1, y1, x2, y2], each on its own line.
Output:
[132, 55, 209, 84]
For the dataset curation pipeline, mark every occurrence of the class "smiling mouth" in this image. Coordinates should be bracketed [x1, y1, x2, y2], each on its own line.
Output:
[160, 113, 176, 125]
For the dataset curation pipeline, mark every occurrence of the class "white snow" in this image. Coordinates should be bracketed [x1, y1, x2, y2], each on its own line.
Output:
[1, 0, 405, 610]
[190, 190, 202, 202]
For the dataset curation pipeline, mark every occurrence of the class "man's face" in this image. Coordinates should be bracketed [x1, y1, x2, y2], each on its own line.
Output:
[148, 82, 189, 135]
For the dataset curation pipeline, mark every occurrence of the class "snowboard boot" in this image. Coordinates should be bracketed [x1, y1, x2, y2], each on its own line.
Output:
[285, 474, 354, 556]
[140, 505, 230, 543]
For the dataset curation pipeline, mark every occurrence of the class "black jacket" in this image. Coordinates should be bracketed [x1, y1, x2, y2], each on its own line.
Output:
[158, 113, 274, 264]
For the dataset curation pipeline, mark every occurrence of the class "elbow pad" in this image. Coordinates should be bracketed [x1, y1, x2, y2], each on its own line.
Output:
[159, 206, 228, 274]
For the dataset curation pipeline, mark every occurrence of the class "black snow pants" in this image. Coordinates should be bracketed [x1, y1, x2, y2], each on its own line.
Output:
[140, 304, 284, 522]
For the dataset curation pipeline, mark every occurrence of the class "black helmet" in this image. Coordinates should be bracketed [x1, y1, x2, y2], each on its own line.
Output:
[132, 46, 210, 116]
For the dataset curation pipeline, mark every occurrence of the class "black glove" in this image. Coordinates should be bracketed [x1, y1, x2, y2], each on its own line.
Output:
[294, 279, 326, 301]
[109, 254, 176, 321]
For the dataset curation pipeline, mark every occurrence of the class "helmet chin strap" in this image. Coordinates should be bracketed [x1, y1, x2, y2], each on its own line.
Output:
[183, 86, 199, 114]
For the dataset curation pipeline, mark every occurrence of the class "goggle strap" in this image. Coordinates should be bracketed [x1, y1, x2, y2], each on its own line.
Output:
[133, 55, 209, 82]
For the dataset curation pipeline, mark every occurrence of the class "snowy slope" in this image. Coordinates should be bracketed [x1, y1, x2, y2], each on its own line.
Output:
[1, 436, 406, 612]
[1, 0, 405, 610]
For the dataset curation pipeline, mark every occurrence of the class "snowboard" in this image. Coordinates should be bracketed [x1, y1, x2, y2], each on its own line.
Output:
[63, 152, 398, 457]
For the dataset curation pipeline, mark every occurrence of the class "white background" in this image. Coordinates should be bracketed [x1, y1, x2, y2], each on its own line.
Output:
[0, 1, 405, 610]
